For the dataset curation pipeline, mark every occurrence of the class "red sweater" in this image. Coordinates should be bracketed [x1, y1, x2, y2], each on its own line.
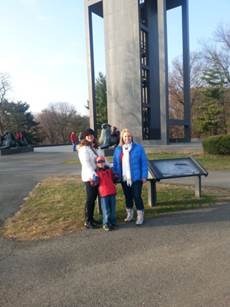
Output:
[69, 132, 78, 143]
[96, 167, 116, 197]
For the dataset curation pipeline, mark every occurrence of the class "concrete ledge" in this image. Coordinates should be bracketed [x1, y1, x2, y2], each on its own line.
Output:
[0, 146, 34, 155]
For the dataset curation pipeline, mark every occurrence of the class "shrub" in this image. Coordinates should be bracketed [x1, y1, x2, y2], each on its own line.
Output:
[202, 134, 230, 155]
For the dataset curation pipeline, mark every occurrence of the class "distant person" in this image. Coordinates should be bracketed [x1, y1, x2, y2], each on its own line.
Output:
[98, 123, 111, 148]
[15, 131, 28, 146]
[113, 128, 148, 225]
[15, 131, 23, 141]
[93, 155, 119, 231]
[0, 131, 16, 148]
[111, 126, 120, 146]
[69, 131, 78, 152]
[78, 128, 105, 229]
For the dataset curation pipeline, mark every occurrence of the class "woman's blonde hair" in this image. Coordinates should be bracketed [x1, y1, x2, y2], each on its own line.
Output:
[119, 128, 133, 146]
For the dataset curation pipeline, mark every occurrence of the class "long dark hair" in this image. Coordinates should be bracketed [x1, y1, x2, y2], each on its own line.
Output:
[79, 138, 99, 149]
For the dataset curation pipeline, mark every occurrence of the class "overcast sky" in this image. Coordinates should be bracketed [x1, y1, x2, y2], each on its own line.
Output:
[0, 0, 230, 116]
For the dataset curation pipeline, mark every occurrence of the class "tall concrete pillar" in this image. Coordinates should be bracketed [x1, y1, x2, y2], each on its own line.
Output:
[103, 0, 142, 141]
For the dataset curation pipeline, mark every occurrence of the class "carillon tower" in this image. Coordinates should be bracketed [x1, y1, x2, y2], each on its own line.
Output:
[84, 0, 190, 144]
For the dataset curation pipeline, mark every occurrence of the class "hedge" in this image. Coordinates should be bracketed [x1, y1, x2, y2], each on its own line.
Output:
[202, 134, 230, 155]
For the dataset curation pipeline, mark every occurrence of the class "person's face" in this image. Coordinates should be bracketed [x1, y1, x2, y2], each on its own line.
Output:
[123, 132, 132, 144]
[96, 160, 105, 168]
[85, 134, 94, 143]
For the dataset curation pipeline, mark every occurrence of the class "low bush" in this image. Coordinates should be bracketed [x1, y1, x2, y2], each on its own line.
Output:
[202, 134, 230, 155]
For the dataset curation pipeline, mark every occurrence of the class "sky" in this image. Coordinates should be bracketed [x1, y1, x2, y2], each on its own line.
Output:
[0, 0, 230, 116]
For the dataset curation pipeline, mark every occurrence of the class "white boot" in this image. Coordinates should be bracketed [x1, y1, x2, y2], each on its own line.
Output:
[136, 210, 144, 225]
[124, 208, 134, 222]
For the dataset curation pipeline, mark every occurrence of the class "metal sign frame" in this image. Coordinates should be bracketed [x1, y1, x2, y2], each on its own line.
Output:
[148, 157, 208, 181]
[147, 157, 208, 207]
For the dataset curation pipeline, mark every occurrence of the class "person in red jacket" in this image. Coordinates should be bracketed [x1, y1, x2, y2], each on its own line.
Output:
[93, 156, 118, 231]
[69, 131, 78, 152]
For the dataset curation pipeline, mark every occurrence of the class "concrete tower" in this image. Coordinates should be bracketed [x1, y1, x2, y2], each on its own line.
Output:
[84, 0, 190, 144]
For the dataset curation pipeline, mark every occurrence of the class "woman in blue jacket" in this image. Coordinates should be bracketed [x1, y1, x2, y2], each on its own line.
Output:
[113, 128, 148, 225]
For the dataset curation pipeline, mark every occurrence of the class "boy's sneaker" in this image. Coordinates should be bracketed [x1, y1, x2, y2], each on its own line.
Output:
[103, 224, 110, 232]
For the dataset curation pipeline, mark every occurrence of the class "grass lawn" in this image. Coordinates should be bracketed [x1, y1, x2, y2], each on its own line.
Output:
[1, 175, 229, 241]
[148, 152, 230, 171]
[65, 152, 230, 171]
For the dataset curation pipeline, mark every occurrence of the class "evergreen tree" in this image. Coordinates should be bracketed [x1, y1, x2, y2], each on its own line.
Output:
[95, 72, 107, 131]
[195, 95, 223, 135]
[0, 100, 39, 143]
[196, 64, 227, 136]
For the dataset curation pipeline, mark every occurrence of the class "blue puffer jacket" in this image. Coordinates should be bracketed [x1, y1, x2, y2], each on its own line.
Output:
[113, 143, 148, 182]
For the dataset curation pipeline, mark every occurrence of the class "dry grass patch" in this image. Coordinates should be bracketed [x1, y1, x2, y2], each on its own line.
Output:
[2, 176, 85, 240]
[64, 152, 230, 171]
[1, 176, 227, 241]
[64, 151, 230, 171]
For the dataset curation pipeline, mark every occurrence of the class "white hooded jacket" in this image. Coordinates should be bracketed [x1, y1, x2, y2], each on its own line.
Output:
[78, 146, 104, 182]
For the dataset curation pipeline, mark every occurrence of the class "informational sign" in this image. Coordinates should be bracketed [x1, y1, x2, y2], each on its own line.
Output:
[148, 157, 208, 181]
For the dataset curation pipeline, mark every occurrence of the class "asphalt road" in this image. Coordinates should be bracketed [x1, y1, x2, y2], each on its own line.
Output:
[0, 149, 79, 222]
[1, 205, 230, 307]
[0, 146, 230, 307]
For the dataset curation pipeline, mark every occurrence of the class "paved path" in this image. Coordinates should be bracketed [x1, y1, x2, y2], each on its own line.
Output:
[1, 205, 230, 307]
[0, 148, 79, 222]
[0, 145, 230, 307]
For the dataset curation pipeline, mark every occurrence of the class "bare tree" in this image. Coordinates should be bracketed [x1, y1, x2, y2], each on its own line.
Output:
[168, 52, 205, 120]
[0, 73, 11, 134]
[0, 73, 11, 103]
[202, 25, 230, 85]
[37, 102, 89, 145]
[215, 24, 230, 50]
[199, 24, 230, 134]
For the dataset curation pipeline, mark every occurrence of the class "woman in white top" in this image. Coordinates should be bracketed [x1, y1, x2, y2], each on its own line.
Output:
[78, 128, 104, 229]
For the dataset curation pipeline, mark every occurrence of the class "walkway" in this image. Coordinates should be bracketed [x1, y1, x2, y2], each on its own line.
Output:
[0, 144, 229, 307]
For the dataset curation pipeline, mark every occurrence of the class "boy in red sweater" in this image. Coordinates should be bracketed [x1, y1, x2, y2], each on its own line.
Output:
[94, 156, 118, 231]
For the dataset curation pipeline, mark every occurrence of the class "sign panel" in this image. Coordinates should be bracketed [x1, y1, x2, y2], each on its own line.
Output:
[148, 157, 208, 181]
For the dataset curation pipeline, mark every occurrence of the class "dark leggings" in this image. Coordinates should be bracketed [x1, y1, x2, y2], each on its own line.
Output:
[121, 180, 144, 210]
[84, 182, 98, 223]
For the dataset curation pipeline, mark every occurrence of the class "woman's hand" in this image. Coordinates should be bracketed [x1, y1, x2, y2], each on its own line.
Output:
[89, 177, 98, 186]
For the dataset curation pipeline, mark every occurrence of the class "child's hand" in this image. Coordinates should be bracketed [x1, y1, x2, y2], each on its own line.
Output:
[113, 173, 120, 183]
